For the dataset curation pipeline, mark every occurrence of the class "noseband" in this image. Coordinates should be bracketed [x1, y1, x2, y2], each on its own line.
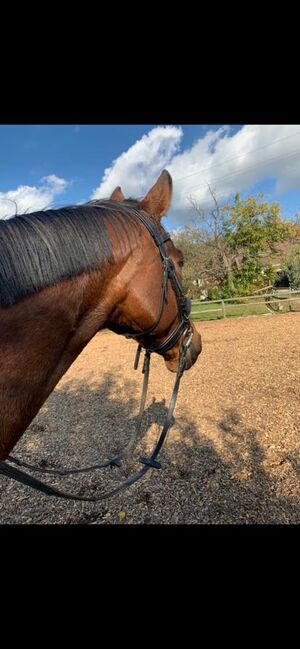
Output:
[0, 209, 195, 503]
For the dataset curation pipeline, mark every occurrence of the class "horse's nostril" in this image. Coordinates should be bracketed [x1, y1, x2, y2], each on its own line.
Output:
[184, 347, 192, 370]
[185, 298, 192, 316]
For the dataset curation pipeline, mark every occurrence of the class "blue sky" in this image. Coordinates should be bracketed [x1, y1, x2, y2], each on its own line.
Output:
[1, 124, 300, 228]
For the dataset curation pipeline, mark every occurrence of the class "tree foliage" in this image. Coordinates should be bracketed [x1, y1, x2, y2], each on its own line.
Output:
[172, 188, 296, 298]
[284, 248, 300, 289]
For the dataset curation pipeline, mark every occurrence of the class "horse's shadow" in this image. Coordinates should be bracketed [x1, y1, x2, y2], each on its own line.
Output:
[14, 370, 171, 473]
[2, 373, 300, 525]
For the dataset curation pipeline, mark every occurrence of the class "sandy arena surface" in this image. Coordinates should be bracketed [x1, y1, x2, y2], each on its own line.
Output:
[0, 313, 299, 524]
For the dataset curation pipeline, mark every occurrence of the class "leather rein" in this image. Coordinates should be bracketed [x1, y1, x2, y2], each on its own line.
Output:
[0, 210, 193, 502]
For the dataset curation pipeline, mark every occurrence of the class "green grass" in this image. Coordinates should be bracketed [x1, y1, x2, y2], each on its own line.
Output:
[191, 294, 300, 321]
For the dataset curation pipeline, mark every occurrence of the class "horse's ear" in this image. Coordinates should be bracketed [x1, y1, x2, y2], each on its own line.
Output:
[110, 186, 125, 202]
[139, 170, 172, 221]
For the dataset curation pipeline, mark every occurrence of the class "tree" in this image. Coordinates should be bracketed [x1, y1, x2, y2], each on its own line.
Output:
[284, 248, 300, 289]
[189, 187, 237, 293]
[171, 227, 211, 297]
[188, 188, 294, 296]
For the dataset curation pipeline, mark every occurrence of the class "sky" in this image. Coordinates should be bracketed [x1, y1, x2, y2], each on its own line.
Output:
[1, 124, 300, 229]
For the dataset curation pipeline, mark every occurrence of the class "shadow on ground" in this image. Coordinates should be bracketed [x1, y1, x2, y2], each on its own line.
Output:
[0, 372, 299, 524]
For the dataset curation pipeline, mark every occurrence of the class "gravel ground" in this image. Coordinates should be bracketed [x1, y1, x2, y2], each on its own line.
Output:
[0, 313, 299, 524]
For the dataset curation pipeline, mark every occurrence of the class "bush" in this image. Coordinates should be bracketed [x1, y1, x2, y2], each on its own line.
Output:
[285, 249, 300, 289]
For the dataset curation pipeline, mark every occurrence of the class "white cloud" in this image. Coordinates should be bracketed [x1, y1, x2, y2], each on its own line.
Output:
[91, 124, 300, 226]
[0, 175, 69, 219]
[91, 126, 183, 200]
[168, 125, 300, 222]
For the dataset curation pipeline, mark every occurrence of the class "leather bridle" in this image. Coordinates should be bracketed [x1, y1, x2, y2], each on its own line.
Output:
[0, 209, 195, 503]
[123, 208, 193, 356]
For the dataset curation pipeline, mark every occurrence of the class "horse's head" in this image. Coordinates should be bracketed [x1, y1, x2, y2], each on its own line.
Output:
[107, 170, 202, 373]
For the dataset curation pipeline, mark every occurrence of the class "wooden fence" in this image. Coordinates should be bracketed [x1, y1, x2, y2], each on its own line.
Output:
[191, 289, 300, 321]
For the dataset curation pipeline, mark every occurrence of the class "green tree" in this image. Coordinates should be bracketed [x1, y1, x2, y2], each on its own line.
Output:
[284, 248, 300, 289]
[189, 188, 294, 296]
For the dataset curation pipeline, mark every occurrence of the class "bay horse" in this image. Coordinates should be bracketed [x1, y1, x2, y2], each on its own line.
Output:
[0, 170, 201, 499]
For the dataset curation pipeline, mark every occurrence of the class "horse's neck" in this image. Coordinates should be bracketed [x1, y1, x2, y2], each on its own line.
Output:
[0, 272, 109, 458]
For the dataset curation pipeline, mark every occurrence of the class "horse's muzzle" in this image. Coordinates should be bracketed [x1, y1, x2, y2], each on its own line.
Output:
[164, 323, 202, 372]
[183, 324, 202, 370]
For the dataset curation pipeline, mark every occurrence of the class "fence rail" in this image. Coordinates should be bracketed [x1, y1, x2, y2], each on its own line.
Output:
[191, 289, 300, 320]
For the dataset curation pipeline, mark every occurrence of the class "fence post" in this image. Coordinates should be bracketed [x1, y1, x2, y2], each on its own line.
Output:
[289, 290, 292, 312]
[221, 299, 226, 318]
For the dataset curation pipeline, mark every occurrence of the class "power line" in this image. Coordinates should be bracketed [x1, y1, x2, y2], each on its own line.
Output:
[172, 129, 300, 186]
[183, 146, 300, 197]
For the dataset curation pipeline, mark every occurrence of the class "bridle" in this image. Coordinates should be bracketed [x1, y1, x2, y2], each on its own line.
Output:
[124, 208, 193, 356]
[0, 209, 194, 502]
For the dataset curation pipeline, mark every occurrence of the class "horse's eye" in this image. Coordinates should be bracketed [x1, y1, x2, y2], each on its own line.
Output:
[178, 259, 184, 268]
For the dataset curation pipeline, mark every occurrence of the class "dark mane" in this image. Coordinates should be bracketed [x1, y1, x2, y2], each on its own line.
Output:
[0, 199, 142, 308]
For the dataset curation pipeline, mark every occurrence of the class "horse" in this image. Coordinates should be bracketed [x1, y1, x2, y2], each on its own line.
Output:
[0, 170, 202, 499]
